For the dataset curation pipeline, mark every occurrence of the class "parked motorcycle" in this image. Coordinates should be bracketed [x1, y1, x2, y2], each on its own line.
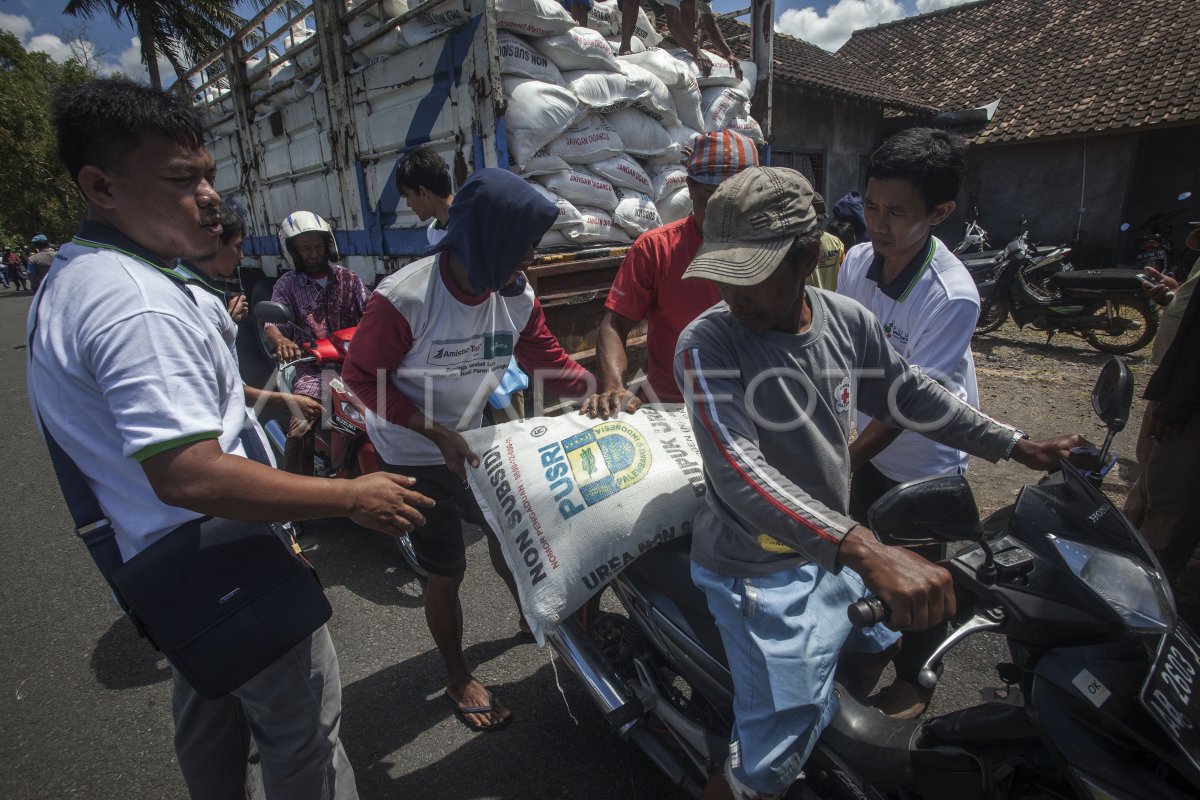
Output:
[547, 359, 1200, 799]
[1120, 191, 1194, 281]
[952, 206, 994, 256]
[972, 230, 1156, 353]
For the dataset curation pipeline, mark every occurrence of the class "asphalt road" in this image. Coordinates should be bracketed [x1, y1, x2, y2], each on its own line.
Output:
[2, 286, 1185, 799]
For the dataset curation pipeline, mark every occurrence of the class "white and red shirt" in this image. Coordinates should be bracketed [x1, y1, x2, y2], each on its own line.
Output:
[342, 255, 593, 465]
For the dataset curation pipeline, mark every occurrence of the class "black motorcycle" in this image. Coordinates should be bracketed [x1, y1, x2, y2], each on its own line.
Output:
[972, 231, 1157, 353]
[548, 359, 1200, 799]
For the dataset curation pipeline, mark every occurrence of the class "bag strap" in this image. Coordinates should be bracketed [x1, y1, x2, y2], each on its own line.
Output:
[28, 287, 126, 583]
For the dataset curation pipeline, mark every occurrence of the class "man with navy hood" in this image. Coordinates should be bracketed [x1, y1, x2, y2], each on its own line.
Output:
[343, 169, 595, 732]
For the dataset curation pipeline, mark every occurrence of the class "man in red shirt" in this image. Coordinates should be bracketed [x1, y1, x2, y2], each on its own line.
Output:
[581, 130, 759, 418]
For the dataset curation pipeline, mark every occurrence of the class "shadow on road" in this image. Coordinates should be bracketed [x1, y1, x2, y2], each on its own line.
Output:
[973, 328, 1153, 365]
[90, 616, 172, 690]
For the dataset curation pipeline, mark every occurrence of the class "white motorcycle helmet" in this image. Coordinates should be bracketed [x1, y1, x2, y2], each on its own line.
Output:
[278, 211, 339, 270]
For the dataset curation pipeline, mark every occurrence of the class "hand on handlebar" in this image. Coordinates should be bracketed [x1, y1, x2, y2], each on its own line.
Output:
[836, 526, 956, 632]
[275, 337, 303, 363]
[1011, 434, 1089, 472]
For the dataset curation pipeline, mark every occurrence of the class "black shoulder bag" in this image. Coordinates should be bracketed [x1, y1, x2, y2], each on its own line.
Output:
[29, 274, 331, 699]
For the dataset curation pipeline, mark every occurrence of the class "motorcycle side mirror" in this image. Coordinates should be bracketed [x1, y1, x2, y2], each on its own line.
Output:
[253, 300, 294, 324]
[868, 475, 984, 547]
[1092, 357, 1134, 434]
[1179, 191, 1192, 201]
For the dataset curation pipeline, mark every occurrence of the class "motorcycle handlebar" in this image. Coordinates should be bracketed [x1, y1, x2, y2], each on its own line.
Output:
[848, 597, 890, 628]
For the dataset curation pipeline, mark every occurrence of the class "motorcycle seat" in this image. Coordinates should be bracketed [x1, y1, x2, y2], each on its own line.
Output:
[1048, 268, 1143, 292]
[624, 534, 730, 671]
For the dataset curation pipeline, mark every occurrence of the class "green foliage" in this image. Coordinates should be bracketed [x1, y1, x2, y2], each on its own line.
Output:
[0, 32, 89, 247]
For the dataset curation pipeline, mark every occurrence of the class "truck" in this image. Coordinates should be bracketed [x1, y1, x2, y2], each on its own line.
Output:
[179, 0, 776, 405]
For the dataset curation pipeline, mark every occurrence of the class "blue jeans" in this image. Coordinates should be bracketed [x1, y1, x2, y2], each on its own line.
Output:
[691, 561, 900, 795]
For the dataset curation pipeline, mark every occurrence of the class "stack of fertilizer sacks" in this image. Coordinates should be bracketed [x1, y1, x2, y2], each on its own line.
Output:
[495, 0, 760, 247]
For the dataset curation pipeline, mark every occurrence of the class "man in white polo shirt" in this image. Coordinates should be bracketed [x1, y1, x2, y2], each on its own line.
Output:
[28, 78, 433, 800]
[837, 127, 980, 720]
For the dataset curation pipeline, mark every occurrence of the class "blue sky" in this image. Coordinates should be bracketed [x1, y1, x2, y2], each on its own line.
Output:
[0, 0, 973, 79]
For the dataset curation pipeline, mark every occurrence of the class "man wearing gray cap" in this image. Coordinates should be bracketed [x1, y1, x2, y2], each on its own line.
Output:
[673, 167, 1081, 800]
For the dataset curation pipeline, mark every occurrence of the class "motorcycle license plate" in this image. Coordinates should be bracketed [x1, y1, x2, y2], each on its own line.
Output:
[1141, 621, 1200, 772]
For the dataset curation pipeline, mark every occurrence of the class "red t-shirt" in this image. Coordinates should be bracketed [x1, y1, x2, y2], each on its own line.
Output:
[605, 216, 720, 403]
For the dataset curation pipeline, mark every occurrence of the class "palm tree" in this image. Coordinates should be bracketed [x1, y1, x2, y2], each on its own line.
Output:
[63, 0, 248, 90]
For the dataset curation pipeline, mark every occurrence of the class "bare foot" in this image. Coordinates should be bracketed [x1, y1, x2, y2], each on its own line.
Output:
[445, 677, 511, 732]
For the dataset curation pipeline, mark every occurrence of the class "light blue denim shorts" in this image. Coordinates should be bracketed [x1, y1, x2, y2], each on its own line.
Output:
[691, 561, 901, 795]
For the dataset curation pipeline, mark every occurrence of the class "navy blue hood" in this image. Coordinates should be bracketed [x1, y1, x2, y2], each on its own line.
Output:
[427, 168, 558, 294]
[832, 191, 867, 244]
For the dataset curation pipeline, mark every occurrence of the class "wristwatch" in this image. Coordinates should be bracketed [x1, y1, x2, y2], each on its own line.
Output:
[1002, 429, 1029, 460]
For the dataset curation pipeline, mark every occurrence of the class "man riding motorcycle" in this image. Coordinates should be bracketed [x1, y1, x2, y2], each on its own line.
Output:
[264, 211, 369, 474]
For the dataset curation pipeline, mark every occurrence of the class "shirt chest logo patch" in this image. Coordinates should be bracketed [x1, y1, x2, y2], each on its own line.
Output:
[833, 376, 852, 414]
[427, 332, 514, 367]
[882, 319, 910, 344]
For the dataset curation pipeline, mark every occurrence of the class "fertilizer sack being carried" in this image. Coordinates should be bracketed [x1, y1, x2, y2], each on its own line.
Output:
[463, 407, 706, 642]
[497, 0, 577, 37]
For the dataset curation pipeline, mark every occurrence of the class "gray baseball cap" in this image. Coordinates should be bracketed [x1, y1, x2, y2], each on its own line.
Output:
[683, 167, 819, 286]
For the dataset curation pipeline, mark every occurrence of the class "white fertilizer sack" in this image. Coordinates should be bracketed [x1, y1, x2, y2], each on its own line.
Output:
[587, 153, 653, 195]
[497, 0, 577, 37]
[536, 169, 620, 211]
[588, 0, 620, 36]
[621, 62, 679, 127]
[545, 115, 625, 165]
[645, 162, 689, 201]
[502, 77, 584, 168]
[701, 86, 749, 132]
[615, 4, 663, 48]
[465, 409, 706, 642]
[612, 188, 663, 237]
[510, 146, 572, 178]
[605, 108, 672, 157]
[528, 181, 585, 229]
[563, 70, 647, 114]
[656, 185, 693, 223]
[671, 48, 741, 87]
[563, 208, 633, 244]
[499, 32, 565, 84]
[535, 27, 621, 73]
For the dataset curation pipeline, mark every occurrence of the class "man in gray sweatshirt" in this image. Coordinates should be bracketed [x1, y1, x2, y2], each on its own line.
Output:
[673, 167, 1081, 800]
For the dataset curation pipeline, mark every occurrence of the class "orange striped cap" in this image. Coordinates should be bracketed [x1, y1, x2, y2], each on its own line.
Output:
[686, 129, 760, 185]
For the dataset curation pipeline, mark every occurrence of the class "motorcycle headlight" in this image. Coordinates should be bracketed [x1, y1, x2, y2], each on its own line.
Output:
[1049, 535, 1174, 633]
[339, 401, 365, 426]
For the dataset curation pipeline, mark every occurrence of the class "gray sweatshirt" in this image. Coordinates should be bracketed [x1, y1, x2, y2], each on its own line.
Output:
[674, 288, 1017, 577]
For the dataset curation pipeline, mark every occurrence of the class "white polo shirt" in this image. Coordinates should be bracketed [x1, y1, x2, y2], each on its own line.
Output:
[27, 222, 248, 560]
[837, 236, 980, 481]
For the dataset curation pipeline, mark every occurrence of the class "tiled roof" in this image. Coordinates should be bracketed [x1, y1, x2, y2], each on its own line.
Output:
[661, 17, 937, 113]
[835, 0, 1200, 144]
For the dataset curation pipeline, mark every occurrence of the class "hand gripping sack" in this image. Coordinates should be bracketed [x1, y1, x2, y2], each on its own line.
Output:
[612, 188, 663, 237]
[497, 0, 577, 37]
[463, 407, 706, 642]
[605, 108, 672, 158]
[587, 153, 653, 195]
[564, 207, 634, 244]
[502, 77, 584, 169]
[498, 32, 565, 84]
[534, 27, 621, 73]
[563, 70, 647, 114]
[536, 168, 620, 211]
[545, 115, 625, 165]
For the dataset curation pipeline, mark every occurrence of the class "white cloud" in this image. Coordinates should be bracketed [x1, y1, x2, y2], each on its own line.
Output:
[27, 33, 75, 62]
[777, 0, 905, 52]
[109, 36, 175, 83]
[916, 0, 976, 11]
[0, 12, 33, 40]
